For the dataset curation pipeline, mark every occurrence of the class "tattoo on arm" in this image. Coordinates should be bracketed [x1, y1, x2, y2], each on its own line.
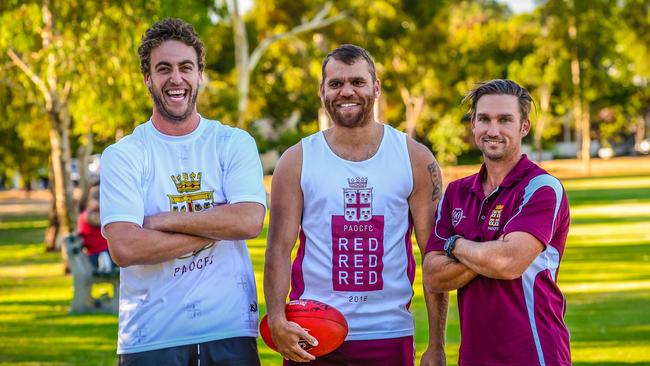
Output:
[428, 162, 442, 202]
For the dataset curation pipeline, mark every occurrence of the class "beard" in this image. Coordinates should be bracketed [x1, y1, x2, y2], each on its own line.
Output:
[324, 94, 375, 128]
[149, 84, 198, 123]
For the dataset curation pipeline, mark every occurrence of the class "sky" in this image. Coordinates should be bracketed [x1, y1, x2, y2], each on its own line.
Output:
[239, 0, 538, 15]
[499, 0, 537, 14]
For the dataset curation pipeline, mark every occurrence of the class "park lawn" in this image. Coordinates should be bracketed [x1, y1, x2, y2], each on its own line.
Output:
[0, 174, 649, 365]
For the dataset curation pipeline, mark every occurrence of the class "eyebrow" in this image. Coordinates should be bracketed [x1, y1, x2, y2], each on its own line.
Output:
[327, 76, 368, 84]
[154, 60, 196, 69]
[476, 113, 515, 119]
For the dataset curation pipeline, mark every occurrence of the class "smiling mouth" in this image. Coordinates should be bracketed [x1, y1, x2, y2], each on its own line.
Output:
[484, 139, 504, 144]
[165, 88, 188, 102]
[335, 102, 362, 112]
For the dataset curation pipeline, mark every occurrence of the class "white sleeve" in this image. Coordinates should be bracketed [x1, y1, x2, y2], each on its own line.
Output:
[100, 144, 145, 235]
[222, 130, 267, 208]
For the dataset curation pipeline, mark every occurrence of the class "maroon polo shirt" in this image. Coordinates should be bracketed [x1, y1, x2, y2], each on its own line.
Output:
[426, 155, 571, 366]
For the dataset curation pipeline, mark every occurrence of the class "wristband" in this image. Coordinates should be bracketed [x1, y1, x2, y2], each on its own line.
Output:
[444, 234, 462, 261]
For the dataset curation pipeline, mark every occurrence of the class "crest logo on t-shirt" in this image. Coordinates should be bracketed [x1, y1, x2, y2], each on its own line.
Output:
[488, 204, 504, 230]
[168, 172, 215, 212]
[168, 171, 218, 267]
[344, 177, 372, 222]
[452, 208, 465, 227]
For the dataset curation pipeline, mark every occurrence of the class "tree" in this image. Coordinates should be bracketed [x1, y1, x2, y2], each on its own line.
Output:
[225, 0, 346, 128]
[1, 1, 155, 249]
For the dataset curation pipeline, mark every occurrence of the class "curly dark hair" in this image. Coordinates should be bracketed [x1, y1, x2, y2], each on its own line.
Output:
[138, 18, 205, 75]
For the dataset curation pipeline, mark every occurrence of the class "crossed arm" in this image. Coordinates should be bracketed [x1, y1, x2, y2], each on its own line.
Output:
[423, 227, 545, 293]
[105, 201, 265, 267]
[105, 202, 265, 267]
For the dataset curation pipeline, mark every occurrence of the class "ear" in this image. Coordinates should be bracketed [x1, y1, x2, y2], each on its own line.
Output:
[319, 82, 325, 101]
[144, 73, 152, 88]
[521, 119, 531, 137]
[198, 70, 204, 85]
[374, 78, 381, 97]
[470, 117, 476, 131]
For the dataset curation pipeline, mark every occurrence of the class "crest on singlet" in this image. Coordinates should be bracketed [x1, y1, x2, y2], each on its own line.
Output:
[331, 177, 385, 291]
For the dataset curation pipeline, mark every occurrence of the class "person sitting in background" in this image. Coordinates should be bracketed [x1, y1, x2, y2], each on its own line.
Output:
[78, 184, 115, 273]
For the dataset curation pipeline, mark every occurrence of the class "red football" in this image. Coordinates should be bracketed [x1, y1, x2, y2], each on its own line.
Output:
[260, 299, 348, 357]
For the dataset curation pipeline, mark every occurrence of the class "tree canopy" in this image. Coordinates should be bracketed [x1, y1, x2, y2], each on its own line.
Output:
[1, 0, 648, 187]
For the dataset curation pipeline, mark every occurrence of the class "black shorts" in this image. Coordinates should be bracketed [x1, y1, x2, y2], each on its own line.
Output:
[118, 336, 260, 366]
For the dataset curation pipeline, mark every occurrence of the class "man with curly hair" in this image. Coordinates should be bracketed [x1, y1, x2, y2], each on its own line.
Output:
[101, 18, 266, 366]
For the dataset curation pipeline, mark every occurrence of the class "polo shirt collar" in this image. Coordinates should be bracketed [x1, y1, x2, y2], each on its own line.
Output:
[470, 154, 534, 196]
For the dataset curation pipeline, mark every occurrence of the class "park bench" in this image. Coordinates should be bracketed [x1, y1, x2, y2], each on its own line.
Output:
[63, 234, 119, 314]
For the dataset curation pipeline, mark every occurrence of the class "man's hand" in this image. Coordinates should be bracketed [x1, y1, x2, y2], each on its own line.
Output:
[267, 318, 318, 362]
[420, 344, 447, 366]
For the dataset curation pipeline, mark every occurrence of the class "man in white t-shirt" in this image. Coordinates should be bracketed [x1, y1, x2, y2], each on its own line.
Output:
[264, 44, 449, 366]
[100, 18, 266, 366]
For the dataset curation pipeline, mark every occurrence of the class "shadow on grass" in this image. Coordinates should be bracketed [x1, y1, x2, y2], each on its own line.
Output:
[567, 187, 650, 205]
[567, 290, 650, 342]
[0, 311, 118, 364]
[565, 243, 650, 262]
[571, 216, 650, 225]
[0, 299, 67, 308]
[0, 228, 47, 246]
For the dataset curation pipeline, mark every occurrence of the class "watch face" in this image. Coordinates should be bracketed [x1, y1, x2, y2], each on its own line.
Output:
[444, 238, 451, 251]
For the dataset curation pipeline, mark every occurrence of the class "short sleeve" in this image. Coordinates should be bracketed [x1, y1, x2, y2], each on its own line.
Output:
[425, 190, 454, 254]
[222, 131, 267, 208]
[503, 175, 566, 248]
[100, 144, 146, 235]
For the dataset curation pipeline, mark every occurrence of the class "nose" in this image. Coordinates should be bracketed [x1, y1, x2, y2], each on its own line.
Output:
[340, 82, 354, 97]
[485, 120, 500, 136]
[170, 68, 183, 84]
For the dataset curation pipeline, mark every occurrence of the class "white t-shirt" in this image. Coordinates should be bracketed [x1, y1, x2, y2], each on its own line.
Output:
[100, 117, 266, 354]
[291, 124, 416, 340]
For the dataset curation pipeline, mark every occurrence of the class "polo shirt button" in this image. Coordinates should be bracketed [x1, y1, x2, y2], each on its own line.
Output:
[480, 215, 486, 220]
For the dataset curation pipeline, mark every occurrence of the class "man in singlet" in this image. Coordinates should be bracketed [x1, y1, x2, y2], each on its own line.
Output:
[264, 44, 448, 366]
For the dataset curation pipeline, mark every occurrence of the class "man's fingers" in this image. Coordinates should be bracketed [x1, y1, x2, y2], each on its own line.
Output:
[274, 321, 316, 362]
[283, 345, 315, 362]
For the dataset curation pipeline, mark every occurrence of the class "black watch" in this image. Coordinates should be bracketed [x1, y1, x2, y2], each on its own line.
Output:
[444, 234, 462, 261]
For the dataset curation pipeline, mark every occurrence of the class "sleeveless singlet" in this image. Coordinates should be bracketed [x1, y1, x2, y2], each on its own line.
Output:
[291, 124, 416, 340]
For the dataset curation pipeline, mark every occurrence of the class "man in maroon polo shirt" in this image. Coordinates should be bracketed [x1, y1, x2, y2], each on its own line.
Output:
[423, 79, 571, 366]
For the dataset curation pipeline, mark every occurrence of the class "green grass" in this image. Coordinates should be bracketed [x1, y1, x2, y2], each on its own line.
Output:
[0, 174, 649, 365]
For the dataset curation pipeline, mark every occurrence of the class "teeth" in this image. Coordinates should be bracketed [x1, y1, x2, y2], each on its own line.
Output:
[167, 89, 185, 96]
[340, 103, 357, 107]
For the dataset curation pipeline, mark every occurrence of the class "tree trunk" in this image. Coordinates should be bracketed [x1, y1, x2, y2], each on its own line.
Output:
[227, 0, 345, 128]
[568, 4, 590, 174]
[8, 0, 77, 259]
[77, 134, 94, 213]
[229, 0, 250, 128]
[44, 163, 58, 251]
[400, 87, 424, 138]
[534, 83, 551, 162]
[635, 115, 646, 146]
[318, 107, 330, 131]
[374, 92, 386, 123]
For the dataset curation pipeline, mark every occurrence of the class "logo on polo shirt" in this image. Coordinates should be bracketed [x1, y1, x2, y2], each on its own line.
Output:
[488, 204, 504, 230]
[452, 208, 465, 226]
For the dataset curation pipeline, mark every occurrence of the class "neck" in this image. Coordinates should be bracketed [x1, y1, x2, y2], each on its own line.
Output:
[324, 121, 384, 161]
[151, 109, 200, 136]
[482, 153, 523, 194]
